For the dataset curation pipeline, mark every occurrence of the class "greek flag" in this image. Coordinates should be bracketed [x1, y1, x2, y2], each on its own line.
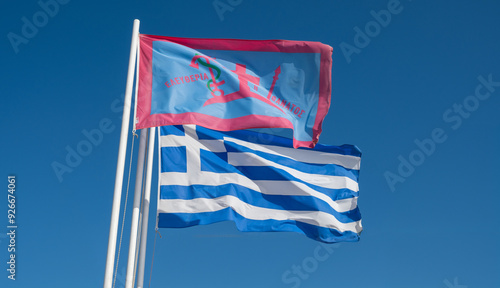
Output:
[157, 125, 362, 243]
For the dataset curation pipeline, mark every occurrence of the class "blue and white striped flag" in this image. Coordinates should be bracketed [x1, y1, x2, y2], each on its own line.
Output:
[157, 125, 362, 243]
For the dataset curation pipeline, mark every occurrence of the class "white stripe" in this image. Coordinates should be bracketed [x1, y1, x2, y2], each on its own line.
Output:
[160, 135, 226, 153]
[160, 135, 186, 147]
[161, 172, 357, 213]
[228, 152, 359, 192]
[224, 137, 361, 170]
[199, 139, 226, 153]
[158, 195, 362, 233]
[254, 181, 358, 212]
[161, 172, 260, 191]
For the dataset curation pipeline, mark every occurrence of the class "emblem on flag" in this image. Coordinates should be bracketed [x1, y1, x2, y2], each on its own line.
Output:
[157, 125, 362, 243]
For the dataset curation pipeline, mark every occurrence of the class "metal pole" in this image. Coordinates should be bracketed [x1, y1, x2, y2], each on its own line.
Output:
[137, 128, 156, 288]
[125, 129, 148, 288]
[104, 19, 140, 288]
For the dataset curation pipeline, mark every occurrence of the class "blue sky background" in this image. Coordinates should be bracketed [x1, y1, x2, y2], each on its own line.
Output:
[1, 1, 499, 287]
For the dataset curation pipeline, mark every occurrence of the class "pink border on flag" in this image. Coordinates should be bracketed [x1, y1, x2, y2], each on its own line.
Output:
[137, 34, 332, 148]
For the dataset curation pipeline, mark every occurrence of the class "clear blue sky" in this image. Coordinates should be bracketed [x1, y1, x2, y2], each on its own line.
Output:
[1, 1, 499, 287]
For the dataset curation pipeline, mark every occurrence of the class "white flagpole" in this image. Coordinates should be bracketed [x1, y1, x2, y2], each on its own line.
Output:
[125, 129, 148, 288]
[136, 127, 156, 288]
[104, 19, 140, 288]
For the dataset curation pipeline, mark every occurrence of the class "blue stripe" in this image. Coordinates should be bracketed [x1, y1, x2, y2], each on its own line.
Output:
[160, 125, 185, 136]
[196, 146, 358, 200]
[200, 150, 232, 172]
[195, 125, 362, 157]
[159, 184, 361, 223]
[231, 166, 358, 200]
[196, 125, 224, 140]
[157, 208, 360, 243]
[225, 140, 359, 180]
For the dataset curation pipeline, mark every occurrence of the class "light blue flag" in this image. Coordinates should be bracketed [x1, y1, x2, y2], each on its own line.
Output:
[156, 125, 362, 243]
[137, 34, 334, 148]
